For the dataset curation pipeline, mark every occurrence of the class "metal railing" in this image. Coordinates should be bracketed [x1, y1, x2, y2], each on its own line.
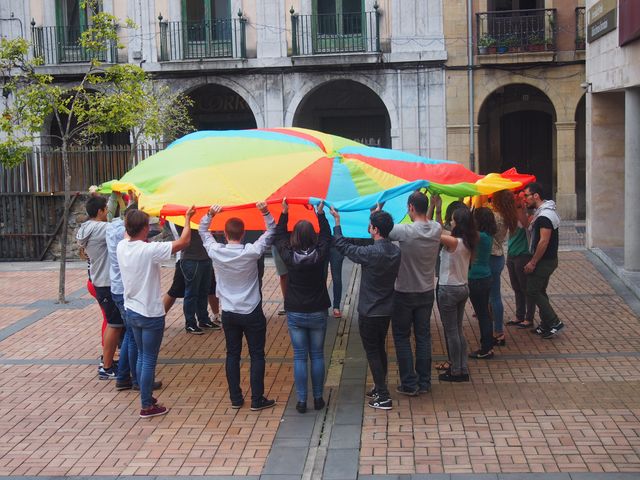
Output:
[290, 8, 380, 55]
[159, 16, 247, 61]
[575, 7, 586, 50]
[476, 8, 557, 54]
[31, 23, 118, 64]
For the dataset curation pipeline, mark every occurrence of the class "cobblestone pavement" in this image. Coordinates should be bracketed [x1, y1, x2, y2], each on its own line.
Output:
[0, 248, 639, 479]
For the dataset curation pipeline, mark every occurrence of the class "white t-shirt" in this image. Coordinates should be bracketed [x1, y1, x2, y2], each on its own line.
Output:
[439, 238, 471, 286]
[117, 239, 172, 318]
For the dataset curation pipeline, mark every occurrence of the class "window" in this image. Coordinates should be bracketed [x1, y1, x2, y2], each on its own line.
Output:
[54, 0, 102, 61]
[314, 0, 364, 36]
[181, 0, 233, 57]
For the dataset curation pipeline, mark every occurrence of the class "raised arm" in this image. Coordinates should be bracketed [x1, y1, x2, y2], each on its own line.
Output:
[199, 204, 222, 257]
[330, 207, 372, 266]
[171, 206, 195, 254]
[252, 201, 276, 255]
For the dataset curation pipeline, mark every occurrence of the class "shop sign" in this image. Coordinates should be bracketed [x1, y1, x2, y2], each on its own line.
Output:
[587, 0, 617, 43]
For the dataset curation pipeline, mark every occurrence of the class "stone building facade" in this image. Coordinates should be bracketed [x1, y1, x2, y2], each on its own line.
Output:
[585, 0, 640, 275]
[1, 0, 449, 160]
[443, 0, 586, 220]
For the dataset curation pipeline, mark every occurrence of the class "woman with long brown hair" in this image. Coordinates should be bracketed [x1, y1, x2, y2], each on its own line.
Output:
[489, 190, 519, 345]
[274, 199, 331, 413]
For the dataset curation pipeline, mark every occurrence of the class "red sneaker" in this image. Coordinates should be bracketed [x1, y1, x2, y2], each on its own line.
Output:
[139, 404, 168, 418]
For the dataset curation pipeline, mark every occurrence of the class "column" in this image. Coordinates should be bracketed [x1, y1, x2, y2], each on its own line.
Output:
[625, 88, 640, 271]
[555, 121, 577, 220]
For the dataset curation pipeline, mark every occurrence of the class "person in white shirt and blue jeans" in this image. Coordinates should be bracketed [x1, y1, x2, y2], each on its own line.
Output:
[117, 206, 195, 418]
[199, 201, 277, 411]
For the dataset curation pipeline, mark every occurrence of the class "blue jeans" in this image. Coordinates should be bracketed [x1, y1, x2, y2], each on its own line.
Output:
[489, 255, 505, 334]
[391, 290, 435, 391]
[113, 293, 138, 385]
[181, 259, 212, 328]
[287, 311, 328, 402]
[329, 247, 344, 310]
[127, 309, 165, 409]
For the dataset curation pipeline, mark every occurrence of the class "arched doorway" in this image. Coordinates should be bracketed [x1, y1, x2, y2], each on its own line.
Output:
[293, 79, 391, 148]
[478, 84, 556, 197]
[187, 84, 257, 130]
[575, 95, 586, 219]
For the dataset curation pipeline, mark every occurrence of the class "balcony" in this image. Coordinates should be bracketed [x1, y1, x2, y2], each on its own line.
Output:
[476, 8, 557, 55]
[31, 23, 118, 65]
[575, 7, 585, 50]
[158, 16, 247, 61]
[290, 9, 380, 56]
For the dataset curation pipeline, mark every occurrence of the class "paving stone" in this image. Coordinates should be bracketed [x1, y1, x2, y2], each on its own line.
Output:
[329, 424, 361, 449]
[323, 449, 359, 480]
[334, 402, 364, 425]
[261, 447, 308, 475]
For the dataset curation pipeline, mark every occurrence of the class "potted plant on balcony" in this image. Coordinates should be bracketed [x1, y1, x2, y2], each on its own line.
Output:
[506, 34, 520, 53]
[496, 36, 508, 54]
[526, 34, 545, 52]
[478, 34, 496, 55]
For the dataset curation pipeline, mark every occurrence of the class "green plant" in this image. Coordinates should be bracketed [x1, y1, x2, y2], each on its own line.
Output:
[479, 34, 496, 48]
[528, 34, 545, 45]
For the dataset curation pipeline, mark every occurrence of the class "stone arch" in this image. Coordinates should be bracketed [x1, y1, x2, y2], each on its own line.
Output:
[285, 75, 398, 136]
[170, 77, 264, 129]
[477, 83, 557, 196]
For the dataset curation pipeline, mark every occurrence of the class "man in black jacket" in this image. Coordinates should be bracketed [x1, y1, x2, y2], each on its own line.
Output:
[330, 207, 401, 410]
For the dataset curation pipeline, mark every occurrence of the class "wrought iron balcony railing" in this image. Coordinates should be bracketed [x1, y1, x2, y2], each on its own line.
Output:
[575, 7, 586, 50]
[476, 8, 557, 54]
[159, 16, 246, 61]
[290, 8, 380, 56]
[31, 23, 118, 64]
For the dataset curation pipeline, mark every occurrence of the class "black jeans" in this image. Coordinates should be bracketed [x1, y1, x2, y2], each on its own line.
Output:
[181, 259, 212, 328]
[358, 315, 391, 398]
[221, 305, 267, 403]
[468, 277, 493, 353]
[506, 254, 536, 322]
[391, 290, 435, 391]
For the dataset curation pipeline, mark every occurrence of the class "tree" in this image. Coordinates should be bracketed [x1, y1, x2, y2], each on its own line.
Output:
[0, 1, 140, 303]
[86, 65, 194, 169]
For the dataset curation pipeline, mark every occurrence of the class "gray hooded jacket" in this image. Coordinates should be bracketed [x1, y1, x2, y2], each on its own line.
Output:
[76, 220, 110, 287]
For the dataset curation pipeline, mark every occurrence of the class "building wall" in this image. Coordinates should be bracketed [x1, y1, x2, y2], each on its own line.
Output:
[443, 0, 586, 219]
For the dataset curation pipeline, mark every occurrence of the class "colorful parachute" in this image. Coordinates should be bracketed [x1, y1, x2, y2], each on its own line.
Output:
[100, 128, 535, 237]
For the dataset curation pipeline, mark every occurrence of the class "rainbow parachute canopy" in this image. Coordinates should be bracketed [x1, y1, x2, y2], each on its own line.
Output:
[100, 128, 534, 237]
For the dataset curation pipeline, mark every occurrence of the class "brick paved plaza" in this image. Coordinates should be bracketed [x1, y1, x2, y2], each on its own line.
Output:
[1, 248, 640, 479]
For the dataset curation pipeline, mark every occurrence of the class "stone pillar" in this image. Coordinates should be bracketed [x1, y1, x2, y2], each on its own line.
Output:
[625, 88, 640, 271]
[586, 92, 625, 250]
[555, 121, 577, 220]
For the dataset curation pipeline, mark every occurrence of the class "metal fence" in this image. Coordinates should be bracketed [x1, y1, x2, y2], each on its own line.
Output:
[476, 8, 557, 54]
[291, 10, 380, 55]
[31, 23, 118, 64]
[0, 145, 158, 194]
[0, 193, 66, 261]
[0, 145, 159, 260]
[159, 17, 247, 61]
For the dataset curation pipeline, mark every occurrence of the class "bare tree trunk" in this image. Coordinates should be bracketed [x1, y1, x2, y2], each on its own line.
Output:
[129, 135, 138, 171]
[57, 142, 71, 304]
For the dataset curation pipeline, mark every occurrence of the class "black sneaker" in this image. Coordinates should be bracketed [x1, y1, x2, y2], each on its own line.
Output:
[250, 396, 276, 411]
[419, 385, 431, 394]
[542, 321, 565, 339]
[98, 366, 117, 380]
[116, 380, 133, 391]
[395, 385, 419, 396]
[185, 326, 204, 335]
[231, 399, 244, 409]
[468, 349, 494, 359]
[296, 401, 307, 414]
[438, 372, 470, 382]
[532, 325, 548, 335]
[199, 320, 221, 331]
[133, 381, 163, 391]
[365, 387, 378, 399]
[368, 396, 393, 410]
[314, 398, 325, 410]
